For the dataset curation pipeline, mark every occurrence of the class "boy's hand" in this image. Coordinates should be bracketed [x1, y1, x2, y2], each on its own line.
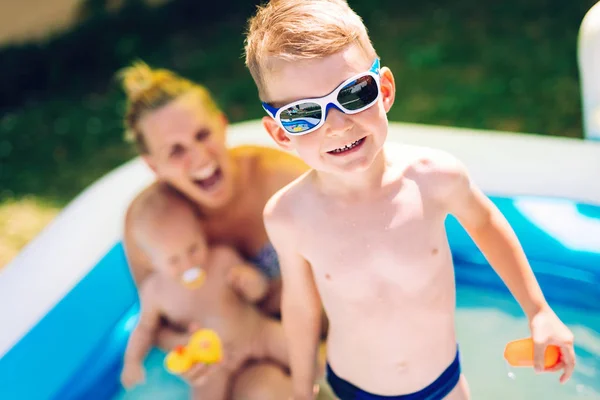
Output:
[529, 308, 576, 383]
[121, 361, 146, 389]
[227, 265, 269, 302]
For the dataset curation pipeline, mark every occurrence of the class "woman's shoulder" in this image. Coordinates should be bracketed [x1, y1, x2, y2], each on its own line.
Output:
[230, 145, 309, 192]
[229, 144, 300, 163]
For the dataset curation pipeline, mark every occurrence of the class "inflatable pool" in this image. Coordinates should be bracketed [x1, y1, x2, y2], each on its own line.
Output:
[1, 120, 599, 400]
[2, 4, 600, 398]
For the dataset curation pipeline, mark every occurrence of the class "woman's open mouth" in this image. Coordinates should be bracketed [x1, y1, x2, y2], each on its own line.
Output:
[327, 137, 366, 156]
[192, 163, 223, 192]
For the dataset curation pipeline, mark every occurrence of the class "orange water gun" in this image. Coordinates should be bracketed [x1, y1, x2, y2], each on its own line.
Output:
[504, 338, 561, 369]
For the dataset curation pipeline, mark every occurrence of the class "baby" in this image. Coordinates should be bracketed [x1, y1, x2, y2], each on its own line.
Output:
[119, 184, 289, 399]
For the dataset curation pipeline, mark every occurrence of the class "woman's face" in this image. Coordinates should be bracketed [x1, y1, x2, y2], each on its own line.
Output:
[139, 92, 236, 210]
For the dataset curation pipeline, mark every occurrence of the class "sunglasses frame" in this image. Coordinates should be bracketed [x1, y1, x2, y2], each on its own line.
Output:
[262, 58, 381, 136]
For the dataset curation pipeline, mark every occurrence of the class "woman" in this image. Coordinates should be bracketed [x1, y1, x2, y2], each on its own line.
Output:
[119, 62, 309, 397]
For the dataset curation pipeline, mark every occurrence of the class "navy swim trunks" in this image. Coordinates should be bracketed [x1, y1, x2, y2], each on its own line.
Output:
[326, 348, 461, 400]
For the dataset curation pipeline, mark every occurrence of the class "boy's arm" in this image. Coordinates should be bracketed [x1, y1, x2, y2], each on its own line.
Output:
[228, 262, 270, 304]
[435, 155, 575, 382]
[124, 280, 162, 365]
[264, 196, 322, 400]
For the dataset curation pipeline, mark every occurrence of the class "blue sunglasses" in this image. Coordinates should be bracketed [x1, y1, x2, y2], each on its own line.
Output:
[262, 58, 381, 136]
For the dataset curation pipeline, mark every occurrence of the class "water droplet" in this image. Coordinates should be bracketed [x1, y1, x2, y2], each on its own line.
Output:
[505, 360, 516, 381]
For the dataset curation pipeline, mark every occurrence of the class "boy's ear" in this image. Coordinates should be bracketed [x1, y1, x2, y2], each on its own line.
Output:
[379, 66, 396, 113]
[262, 116, 294, 150]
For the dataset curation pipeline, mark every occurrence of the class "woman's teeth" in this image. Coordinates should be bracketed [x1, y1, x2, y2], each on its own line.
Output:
[330, 138, 364, 154]
[193, 163, 218, 180]
[192, 163, 223, 190]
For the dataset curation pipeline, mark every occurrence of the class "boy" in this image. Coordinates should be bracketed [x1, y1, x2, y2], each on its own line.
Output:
[244, 0, 576, 399]
[120, 184, 291, 399]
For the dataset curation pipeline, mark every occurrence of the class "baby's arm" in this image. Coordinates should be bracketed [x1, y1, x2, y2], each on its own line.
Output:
[121, 279, 162, 388]
[264, 193, 323, 400]
[428, 151, 575, 382]
[228, 262, 270, 303]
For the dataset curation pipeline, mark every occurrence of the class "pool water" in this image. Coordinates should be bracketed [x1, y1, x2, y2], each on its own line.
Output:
[113, 349, 190, 400]
[456, 287, 600, 399]
[114, 287, 600, 399]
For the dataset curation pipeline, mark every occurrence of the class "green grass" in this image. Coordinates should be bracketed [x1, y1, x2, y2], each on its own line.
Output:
[0, 0, 596, 266]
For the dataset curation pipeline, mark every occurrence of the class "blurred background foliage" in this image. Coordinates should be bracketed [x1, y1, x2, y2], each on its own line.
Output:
[0, 0, 596, 265]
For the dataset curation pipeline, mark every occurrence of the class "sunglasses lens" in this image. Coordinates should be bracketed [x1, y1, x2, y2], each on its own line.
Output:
[279, 102, 322, 134]
[337, 75, 379, 111]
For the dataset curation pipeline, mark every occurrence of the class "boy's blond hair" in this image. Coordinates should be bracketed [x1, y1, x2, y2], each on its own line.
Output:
[244, 0, 377, 100]
[118, 62, 222, 154]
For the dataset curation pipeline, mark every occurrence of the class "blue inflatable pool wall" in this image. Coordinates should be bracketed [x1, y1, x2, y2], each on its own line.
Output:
[0, 195, 598, 400]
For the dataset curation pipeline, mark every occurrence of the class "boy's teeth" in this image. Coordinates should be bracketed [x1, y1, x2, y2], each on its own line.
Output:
[193, 164, 217, 180]
[332, 139, 361, 153]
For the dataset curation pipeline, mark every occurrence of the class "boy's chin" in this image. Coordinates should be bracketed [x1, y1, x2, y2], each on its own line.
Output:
[324, 151, 381, 174]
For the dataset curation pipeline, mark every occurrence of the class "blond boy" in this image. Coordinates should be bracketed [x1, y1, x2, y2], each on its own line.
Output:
[244, 1, 576, 399]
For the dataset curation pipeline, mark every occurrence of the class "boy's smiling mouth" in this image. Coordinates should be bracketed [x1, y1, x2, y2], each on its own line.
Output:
[327, 137, 366, 155]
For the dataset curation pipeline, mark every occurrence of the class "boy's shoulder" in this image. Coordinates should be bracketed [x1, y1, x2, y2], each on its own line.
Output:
[387, 142, 466, 177]
[263, 168, 316, 224]
[386, 142, 469, 198]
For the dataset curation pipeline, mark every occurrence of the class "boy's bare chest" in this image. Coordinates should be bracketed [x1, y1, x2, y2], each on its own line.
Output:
[299, 186, 450, 299]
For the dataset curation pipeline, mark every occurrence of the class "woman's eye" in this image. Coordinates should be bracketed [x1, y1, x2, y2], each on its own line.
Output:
[196, 128, 210, 141]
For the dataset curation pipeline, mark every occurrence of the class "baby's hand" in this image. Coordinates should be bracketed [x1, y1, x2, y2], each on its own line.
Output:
[530, 307, 576, 383]
[227, 265, 269, 303]
[120, 361, 146, 389]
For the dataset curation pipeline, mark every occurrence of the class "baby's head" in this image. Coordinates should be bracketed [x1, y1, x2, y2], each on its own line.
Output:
[134, 184, 209, 287]
[245, 0, 396, 174]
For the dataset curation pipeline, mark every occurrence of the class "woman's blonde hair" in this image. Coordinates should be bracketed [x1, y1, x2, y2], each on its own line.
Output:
[244, 0, 377, 100]
[118, 62, 222, 154]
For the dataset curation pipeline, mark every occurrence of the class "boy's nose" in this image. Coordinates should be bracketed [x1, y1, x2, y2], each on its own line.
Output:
[323, 108, 351, 136]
